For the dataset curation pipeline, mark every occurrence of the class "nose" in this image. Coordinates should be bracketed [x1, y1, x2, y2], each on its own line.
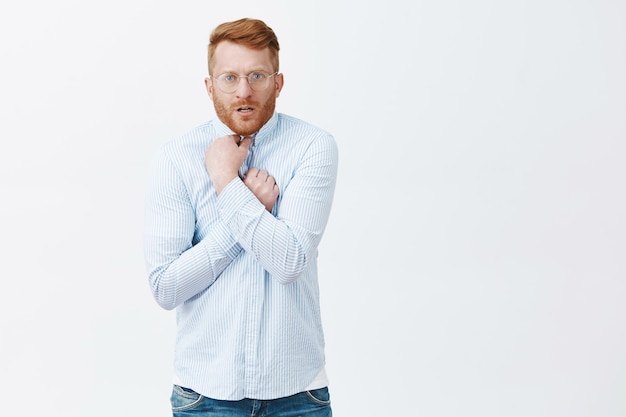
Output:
[235, 76, 252, 98]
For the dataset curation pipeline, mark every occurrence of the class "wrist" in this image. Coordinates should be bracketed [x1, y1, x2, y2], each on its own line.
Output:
[212, 172, 239, 194]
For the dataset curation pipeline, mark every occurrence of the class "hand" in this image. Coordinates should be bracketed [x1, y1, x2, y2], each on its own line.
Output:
[205, 135, 252, 193]
[244, 167, 280, 212]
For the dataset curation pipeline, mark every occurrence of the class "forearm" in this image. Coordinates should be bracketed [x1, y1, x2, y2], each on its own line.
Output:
[144, 147, 242, 309]
[217, 138, 338, 284]
[144, 222, 242, 310]
[217, 184, 307, 283]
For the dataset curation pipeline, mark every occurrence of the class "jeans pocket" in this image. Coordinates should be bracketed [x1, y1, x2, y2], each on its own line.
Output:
[171, 385, 204, 411]
[305, 387, 331, 405]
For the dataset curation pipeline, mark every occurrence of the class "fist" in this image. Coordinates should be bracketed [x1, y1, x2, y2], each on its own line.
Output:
[205, 135, 252, 193]
[244, 167, 280, 212]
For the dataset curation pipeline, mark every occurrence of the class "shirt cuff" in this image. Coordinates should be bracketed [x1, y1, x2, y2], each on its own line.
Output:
[217, 178, 264, 224]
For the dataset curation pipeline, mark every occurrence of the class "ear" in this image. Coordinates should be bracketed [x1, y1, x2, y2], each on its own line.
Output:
[274, 73, 284, 98]
[204, 77, 213, 99]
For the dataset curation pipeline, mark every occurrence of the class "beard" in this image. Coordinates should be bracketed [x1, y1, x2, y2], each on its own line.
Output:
[212, 93, 276, 136]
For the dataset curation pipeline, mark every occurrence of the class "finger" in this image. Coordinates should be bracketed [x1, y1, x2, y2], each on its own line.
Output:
[246, 167, 259, 178]
[258, 170, 271, 180]
[218, 135, 239, 145]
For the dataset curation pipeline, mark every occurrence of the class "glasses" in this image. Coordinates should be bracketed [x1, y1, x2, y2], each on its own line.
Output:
[210, 71, 278, 93]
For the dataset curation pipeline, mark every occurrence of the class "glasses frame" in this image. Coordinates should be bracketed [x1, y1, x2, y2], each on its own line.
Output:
[209, 71, 279, 93]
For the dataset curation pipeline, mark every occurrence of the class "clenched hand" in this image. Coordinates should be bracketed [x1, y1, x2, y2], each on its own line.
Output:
[244, 167, 280, 212]
[205, 135, 252, 194]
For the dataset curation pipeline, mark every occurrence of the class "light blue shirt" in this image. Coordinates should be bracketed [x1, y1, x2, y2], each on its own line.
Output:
[144, 112, 338, 400]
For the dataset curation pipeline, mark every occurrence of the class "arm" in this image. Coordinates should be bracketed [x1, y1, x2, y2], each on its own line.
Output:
[217, 133, 338, 284]
[143, 147, 242, 310]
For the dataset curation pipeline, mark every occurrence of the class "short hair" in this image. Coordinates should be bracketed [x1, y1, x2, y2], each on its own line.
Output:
[208, 18, 280, 75]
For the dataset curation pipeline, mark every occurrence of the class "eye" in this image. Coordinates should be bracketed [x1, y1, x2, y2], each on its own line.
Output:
[249, 72, 265, 81]
[221, 73, 237, 83]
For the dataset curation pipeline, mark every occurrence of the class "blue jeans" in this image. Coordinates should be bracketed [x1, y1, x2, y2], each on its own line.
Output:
[171, 385, 332, 417]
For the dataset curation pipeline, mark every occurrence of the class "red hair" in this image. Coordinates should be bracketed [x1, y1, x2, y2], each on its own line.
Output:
[208, 18, 280, 74]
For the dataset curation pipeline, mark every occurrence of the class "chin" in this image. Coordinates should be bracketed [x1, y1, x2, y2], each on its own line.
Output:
[231, 125, 259, 136]
[228, 118, 264, 136]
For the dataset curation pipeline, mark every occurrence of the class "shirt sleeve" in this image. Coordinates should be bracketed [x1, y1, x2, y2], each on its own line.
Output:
[143, 146, 242, 310]
[217, 133, 339, 284]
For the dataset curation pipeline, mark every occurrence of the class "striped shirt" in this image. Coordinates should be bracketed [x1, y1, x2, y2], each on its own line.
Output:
[143, 112, 338, 400]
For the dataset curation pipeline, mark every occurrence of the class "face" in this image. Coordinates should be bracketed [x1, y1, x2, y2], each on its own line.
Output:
[205, 41, 283, 136]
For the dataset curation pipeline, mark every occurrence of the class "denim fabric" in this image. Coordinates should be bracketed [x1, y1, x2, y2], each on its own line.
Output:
[171, 385, 332, 417]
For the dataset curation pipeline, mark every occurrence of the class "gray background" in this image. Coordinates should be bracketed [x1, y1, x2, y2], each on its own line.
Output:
[1, 1, 625, 416]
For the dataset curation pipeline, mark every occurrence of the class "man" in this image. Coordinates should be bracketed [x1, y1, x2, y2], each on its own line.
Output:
[144, 18, 338, 416]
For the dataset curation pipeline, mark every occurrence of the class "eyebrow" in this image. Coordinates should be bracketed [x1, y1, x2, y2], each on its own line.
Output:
[217, 68, 272, 75]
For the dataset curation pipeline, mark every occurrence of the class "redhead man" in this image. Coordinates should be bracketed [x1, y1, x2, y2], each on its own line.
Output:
[144, 18, 338, 416]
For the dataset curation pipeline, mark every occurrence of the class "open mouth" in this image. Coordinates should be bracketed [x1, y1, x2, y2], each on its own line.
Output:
[237, 106, 254, 113]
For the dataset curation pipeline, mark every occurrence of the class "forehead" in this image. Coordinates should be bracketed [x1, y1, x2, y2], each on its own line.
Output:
[212, 41, 274, 73]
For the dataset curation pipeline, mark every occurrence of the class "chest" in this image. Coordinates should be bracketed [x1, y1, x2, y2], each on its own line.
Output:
[190, 140, 302, 243]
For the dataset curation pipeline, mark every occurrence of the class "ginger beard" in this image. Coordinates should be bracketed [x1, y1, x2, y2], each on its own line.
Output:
[212, 90, 277, 137]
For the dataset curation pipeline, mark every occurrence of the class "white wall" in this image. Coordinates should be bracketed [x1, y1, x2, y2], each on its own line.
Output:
[1, 1, 624, 416]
